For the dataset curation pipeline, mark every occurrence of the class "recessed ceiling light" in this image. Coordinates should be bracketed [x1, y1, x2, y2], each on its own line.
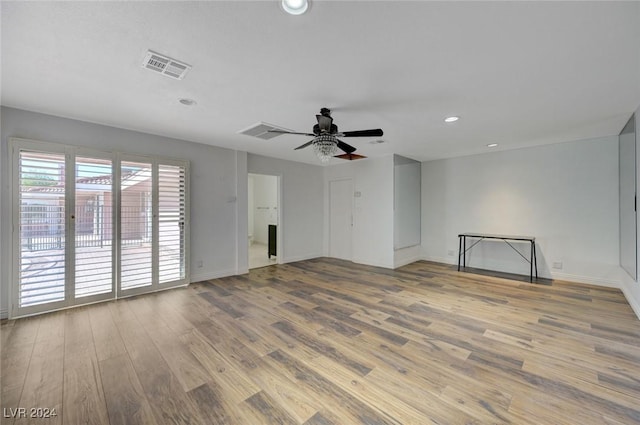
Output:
[282, 0, 309, 15]
[444, 116, 460, 123]
[179, 98, 196, 106]
[369, 139, 386, 145]
[487, 143, 498, 148]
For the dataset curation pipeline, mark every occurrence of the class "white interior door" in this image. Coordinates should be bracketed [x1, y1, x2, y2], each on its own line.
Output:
[329, 179, 353, 260]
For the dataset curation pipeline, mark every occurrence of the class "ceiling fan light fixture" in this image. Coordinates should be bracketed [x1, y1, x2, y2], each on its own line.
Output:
[282, 0, 309, 15]
[312, 134, 338, 162]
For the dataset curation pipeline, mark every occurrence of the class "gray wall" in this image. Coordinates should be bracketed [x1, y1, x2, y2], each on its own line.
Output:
[0, 107, 324, 317]
[421, 136, 620, 286]
[620, 105, 640, 318]
[248, 153, 324, 263]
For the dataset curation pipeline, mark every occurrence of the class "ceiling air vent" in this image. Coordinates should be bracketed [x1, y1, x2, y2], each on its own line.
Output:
[142, 50, 191, 80]
[238, 122, 292, 140]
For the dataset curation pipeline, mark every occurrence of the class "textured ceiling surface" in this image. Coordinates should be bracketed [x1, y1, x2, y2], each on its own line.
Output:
[2, 1, 639, 164]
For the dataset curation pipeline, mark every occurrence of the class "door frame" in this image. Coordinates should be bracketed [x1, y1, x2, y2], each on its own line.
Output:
[247, 172, 283, 267]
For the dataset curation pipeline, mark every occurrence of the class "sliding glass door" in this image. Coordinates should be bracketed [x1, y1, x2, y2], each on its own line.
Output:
[158, 164, 187, 284]
[120, 159, 153, 292]
[118, 158, 188, 296]
[11, 139, 189, 318]
[17, 149, 68, 312]
[74, 155, 116, 299]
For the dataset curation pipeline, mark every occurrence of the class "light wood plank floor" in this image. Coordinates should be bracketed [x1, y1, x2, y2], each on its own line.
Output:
[2, 258, 640, 424]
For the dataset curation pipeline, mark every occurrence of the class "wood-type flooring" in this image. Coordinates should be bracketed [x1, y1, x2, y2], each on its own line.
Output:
[2, 258, 640, 424]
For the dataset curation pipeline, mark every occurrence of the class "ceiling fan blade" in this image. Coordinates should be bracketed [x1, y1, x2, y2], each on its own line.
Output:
[336, 139, 356, 154]
[316, 114, 333, 132]
[268, 129, 315, 136]
[294, 139, 315, 150]
[339, 129, 384, 138]
[334, 153, 367, 161]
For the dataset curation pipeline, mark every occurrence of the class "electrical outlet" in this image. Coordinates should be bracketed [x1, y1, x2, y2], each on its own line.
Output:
[196, 260, 203, 268]
[447, 250, 455, 256]
[552, 261, 563, 270]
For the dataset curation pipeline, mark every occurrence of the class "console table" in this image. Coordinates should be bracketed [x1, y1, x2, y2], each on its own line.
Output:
[458, 233, 538, 282]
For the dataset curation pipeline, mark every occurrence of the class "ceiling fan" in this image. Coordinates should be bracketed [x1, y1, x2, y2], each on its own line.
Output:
[268, 108, 383, 162]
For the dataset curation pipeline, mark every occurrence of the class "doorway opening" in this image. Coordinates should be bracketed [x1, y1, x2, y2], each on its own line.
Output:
[248, 173, 281, 269]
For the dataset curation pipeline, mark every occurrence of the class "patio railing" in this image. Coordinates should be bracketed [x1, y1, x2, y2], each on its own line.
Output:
[21, 205, 150, 251]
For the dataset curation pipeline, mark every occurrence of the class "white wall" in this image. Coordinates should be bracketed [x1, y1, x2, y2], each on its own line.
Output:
[248, 175, 255, 242]
[324, 156, 395, 268]
[394, 155, 422, 268]
[247, 153, 324, 263]
[619, 105, 640, 319]
[0, 107, 250, 316]
[422, 136, 620, 286]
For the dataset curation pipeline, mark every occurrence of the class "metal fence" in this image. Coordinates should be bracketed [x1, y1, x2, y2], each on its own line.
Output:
[21, 205, 149, 251]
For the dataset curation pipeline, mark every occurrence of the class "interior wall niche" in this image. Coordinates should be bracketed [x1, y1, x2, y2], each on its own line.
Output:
[620, 113, 637, 280]
[394, 155, 421, 250]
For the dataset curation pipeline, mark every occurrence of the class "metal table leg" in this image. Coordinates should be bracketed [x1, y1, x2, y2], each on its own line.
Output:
[458, 235, 462, 271]
[530, 241, 534, 282]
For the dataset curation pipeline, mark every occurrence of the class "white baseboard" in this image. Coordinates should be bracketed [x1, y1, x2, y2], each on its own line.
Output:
[394, 255, 422, 269]
[549, 271, 620, 288]
[190, 268, 242, 283]
[620, 285, 640, 321]
[190, 255, 323, 284]
[420, 256, 622, 288]
[351, 256, 395, 269]
[283, 253, 322, 264]
[0, 308, 8, 320]
[422, 255, 456, 265]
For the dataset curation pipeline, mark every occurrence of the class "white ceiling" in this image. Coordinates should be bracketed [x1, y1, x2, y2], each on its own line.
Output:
[2, 1, 639, 165]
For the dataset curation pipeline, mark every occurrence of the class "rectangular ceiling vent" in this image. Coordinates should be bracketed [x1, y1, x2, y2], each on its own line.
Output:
[238, 122, 292, 140]
[142, 50, 191, 80]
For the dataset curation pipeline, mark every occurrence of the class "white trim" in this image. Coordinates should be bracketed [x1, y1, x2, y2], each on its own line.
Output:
[420, 256, 623, 288]
[621, 285, 640, 320]
[0, 308, 8, 320]
[10, 283, 190, 320]
[277, 174, 284, 264]
[247, 172, 283, 268]
[352, 257, 395, 270]
[190, 269, 241, 283]
[421, 255, 453, 265]
[549, 271, 620, 288]
[282, 253, 322, 264]
[394, 255, 422, 269]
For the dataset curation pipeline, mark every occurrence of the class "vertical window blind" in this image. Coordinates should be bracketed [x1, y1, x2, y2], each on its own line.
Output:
[158, 164, 186, 284]
[120, 160, 153, 290]
[74, 156, 114, 298]
[19, 151, 66, 307]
